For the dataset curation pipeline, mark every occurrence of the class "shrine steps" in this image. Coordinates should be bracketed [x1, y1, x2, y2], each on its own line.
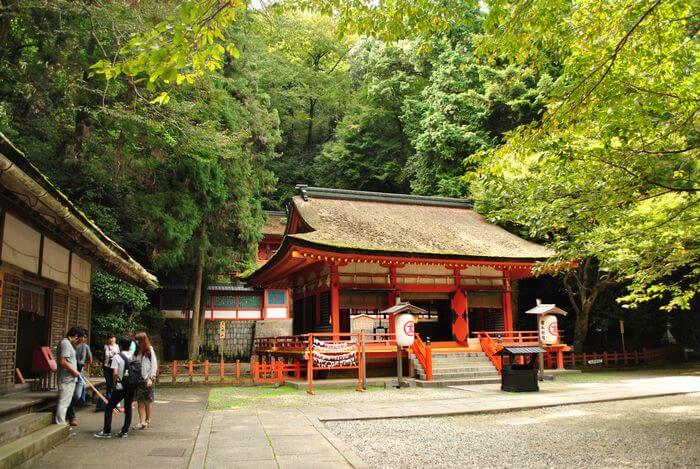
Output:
[414, 377, 501, 388]
[0, 387, 69, 469]
[0, 412, 68, 469]
[409, 350, 500, 385]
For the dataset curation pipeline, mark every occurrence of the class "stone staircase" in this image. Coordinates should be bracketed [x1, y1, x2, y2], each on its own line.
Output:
[409, 351, 500, 387]
[0, 387, 68, 469]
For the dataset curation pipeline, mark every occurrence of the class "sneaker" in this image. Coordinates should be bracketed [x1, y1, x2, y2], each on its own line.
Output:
[68, 419, 78, 427]
[116, 431, 128, 438]
[94, 431, 112, 438]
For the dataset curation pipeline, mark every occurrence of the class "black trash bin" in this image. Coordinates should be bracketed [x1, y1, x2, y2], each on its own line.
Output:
[496, 346, 545, 392]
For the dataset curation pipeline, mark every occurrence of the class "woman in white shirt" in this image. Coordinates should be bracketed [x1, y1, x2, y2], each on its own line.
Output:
[134, 332, 158, 429]
[102, 334, 120, 397]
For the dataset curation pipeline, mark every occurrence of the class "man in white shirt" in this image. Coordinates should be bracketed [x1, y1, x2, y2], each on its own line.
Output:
[94, 335, 137, 438]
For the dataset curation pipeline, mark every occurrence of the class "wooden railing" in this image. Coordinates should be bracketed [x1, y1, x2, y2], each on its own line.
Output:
[411, 334, 433, 380]
[549, 345, 683, 369]
[473, 330, 540, 345]
[252, 361, 303, 383]
[254, 335, 310, 354]
[474, 331, 539, 373]
[162, 360, 247, 384]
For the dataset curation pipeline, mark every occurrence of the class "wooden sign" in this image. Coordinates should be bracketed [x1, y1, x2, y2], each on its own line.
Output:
[219, 320, 226, 339]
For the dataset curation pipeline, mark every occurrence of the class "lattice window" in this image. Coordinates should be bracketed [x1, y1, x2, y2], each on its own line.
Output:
[213, 294, 236, 308]
[238, 294, 262, 309]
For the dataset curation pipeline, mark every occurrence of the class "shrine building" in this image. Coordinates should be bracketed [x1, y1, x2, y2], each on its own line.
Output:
[247, 185, 553, 343]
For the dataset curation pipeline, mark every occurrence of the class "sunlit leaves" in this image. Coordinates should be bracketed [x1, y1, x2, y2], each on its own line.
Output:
[475, 0, 699, 311]
[90, 0, 244, 98]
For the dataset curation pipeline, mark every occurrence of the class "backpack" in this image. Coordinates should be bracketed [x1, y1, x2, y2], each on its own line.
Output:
[119, 353, 140, 388]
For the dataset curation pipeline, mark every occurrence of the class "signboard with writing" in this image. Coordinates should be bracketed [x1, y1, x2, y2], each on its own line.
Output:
[219, 320, 226, 340]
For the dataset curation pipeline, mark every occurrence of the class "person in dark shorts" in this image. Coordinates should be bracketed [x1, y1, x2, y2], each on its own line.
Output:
[134, 332, 158, 430]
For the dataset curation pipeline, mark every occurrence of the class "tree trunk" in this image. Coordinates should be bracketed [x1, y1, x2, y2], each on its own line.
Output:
[306, 98, 317, 149]
[573, 300, 593, 352]
[188, 249, 204, 359]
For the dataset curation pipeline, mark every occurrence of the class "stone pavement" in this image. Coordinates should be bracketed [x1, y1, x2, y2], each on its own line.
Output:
[29, 387, 209, 469]
[307, 375, 700, 421]
[189, 408, 366, 469]
[26, 372, 700, 469]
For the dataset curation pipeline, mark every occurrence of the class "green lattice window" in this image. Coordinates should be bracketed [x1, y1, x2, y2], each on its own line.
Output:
[213, 295, 236, 308]
[266, 289, 287, 306]
[238, 294, 262, 309]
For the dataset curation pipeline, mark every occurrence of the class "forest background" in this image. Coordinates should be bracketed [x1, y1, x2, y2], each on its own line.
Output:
[0, 0, 696, 354]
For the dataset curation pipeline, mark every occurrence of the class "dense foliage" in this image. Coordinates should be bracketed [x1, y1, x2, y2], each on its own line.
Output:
[1, 0, 696, 353]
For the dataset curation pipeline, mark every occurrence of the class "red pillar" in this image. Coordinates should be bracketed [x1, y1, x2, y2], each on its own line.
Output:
[387, 267, 398, 334]
[330, 264, 340, 339]
[502, 273, 514, 332]
[451, 290, 468, 345]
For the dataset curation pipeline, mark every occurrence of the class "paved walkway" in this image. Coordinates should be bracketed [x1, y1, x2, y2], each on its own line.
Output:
[189, 408, 366, 469]
[30, 387, 209, 469]
[28, 373, 700, 468]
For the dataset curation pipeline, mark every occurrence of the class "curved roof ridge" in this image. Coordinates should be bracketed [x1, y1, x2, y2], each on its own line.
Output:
[295, 184, 472, 209]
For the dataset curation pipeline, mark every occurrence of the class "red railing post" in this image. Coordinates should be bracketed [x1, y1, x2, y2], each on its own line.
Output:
[219, 359, 225, 381]
[172, 360, 177, 384]
[426, 342, 433, 381]
[236, 359, 240, 381]
[188, 360, 194, 384]
[204, 360, 209, 382]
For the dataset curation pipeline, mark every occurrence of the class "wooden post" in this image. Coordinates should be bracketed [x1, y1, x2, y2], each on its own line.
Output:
[396, 344, 403, 387]
[356, 337, 363, 392]
[330, 265, 340, 341]
[307, 335, 314, 395]
[556, 350, 565, 370]
[219, 359, 225, 381]
[426, 342, 433, 381]
[189, 360, 194, 384]
[603, 351, 608, 365]
[361, 333, 367, 390]
[502, 273, 513, 332]
[172, 360, 177, 384]
[236, 359, 240, 381]
[204, 360, 209, 382]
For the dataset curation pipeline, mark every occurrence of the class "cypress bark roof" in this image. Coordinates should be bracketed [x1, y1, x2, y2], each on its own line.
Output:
[287, 188, 553, 260]
[262, 211, 287, 237]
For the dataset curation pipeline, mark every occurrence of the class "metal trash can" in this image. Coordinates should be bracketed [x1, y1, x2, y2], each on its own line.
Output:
[497, 346, 545, 392]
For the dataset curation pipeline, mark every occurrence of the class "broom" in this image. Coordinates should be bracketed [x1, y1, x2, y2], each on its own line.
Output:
[82, 375, 119, 413]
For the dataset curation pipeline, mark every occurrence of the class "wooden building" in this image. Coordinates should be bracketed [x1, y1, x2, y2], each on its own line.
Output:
[246, 185, 553, 344]
[0, 134, 157, 385]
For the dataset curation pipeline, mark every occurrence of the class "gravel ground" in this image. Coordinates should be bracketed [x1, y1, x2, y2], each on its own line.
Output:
[326, 393, 700, 468]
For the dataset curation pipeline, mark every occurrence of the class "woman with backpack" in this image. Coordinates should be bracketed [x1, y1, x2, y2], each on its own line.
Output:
[134, 332, 158, 430]
[94, 334, 139, 438]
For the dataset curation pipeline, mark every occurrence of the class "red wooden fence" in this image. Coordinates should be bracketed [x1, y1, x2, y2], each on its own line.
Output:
[545, 345, 683, 369]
